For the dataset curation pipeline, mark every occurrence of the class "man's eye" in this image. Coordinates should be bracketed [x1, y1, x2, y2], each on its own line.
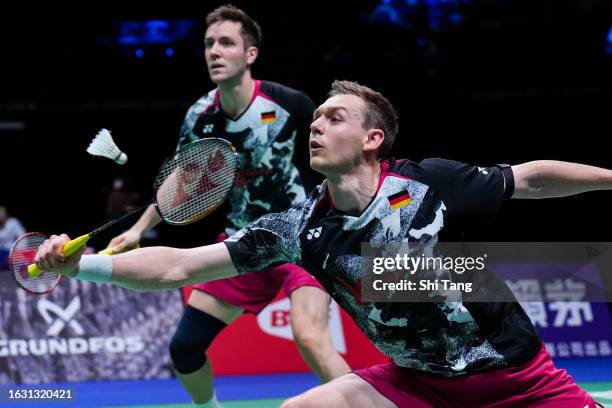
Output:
[331, 117, 341, 122]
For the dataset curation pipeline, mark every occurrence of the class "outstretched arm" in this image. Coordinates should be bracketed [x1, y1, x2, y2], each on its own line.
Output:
[512, 160, 612, 199]
[35, 234, 238, 291]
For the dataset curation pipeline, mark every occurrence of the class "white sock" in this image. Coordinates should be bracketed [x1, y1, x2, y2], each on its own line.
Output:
[193, 391, 222, 408]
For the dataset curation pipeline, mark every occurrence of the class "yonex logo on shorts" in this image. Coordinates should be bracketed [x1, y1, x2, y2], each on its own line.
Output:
[307, 226, 322, 240]
[37, 297, 84, 336]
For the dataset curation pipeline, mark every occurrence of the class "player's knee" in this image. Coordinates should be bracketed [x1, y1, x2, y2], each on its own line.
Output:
[293, 326, 327, 354]
[168, 331, 199, 363]
[280, 395, 312, 408]
[169, 328, 208, 374]
[281, 389, 343, 408]
[169, 305, 226, 374]
[279, 396, 298, 408]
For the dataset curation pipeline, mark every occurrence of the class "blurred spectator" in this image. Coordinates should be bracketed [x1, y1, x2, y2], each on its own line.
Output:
[104, 176, 159, 245]
[106, 176, 141, 219]
[0, 205, 26, 267]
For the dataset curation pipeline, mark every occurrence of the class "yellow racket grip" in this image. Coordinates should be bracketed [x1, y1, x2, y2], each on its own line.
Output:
[98, 243, 140, 255]
[27, 234, 91, 278]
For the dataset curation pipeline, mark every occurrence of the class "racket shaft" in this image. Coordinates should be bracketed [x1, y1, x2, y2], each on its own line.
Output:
[99, 243, 140, 255]
[27, 234, 90, 277]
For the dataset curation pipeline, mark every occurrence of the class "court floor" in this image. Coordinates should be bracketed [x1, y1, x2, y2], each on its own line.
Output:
[3, 357, 611, 407]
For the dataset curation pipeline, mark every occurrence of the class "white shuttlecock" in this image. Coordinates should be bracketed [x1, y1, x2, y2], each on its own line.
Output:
[87, 128, 128, 165]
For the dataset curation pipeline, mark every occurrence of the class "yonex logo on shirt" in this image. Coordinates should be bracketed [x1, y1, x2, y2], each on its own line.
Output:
[307, 226, 322, 240]
[202, 124, 214, 134]
[478, 167, 489, 175]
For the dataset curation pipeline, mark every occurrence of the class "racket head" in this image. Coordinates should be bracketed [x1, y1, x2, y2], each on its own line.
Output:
[153, 138, 238, 225]
[9, 232, 61, 295]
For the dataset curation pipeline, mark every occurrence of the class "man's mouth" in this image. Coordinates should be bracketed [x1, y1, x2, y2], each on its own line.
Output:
[310, 140, 324, 150]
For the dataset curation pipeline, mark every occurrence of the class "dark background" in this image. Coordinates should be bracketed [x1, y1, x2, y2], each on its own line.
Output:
[1, 0, 612, 249]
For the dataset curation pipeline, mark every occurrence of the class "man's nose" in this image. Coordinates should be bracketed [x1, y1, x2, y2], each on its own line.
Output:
[208, 43, 221, 58]
[310, 118, 323, 135]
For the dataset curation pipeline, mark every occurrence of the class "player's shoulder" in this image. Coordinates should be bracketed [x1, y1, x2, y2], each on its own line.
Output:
[384, 157, 465, 183]
[259, 80, 314, 112]
[417, 157, 467, 173]
[187, 89, 219, 115]
[385, 158, 425, 177]
[259, 80, 308, 99]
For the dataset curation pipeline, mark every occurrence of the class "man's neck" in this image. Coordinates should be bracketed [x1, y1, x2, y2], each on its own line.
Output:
[217, 72, 255, 119]
[326, 161, 382, 213]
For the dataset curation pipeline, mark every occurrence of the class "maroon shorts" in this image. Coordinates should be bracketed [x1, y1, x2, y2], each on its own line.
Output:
[190, 233, 323, 314]
[354, 344, 598, 408]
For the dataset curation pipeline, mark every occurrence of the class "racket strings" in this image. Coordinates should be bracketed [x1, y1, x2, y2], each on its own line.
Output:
[10, 233, 60, 294]
[155, 139, 237, 224]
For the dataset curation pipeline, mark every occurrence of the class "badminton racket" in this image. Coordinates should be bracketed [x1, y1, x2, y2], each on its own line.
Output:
[9, 232, 136, 294]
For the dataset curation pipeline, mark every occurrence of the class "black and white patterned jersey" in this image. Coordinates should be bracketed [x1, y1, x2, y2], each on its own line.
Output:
[178, 80, 315, 233]
[224, 158, 542, 377]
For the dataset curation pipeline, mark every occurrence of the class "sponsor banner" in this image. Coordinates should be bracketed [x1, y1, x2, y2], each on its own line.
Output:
[499, 263, 612, 359]
[256, 297, 347, 353]
[0, 270, 183, 384]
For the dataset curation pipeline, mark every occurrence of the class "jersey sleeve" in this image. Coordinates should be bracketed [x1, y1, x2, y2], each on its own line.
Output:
[223, 205, 307, 274]
[176, 104, 199, 151]
[417, 158, 514, 219]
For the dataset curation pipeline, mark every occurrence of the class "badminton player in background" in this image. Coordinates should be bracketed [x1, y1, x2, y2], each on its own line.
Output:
[105, 4, 349, 407]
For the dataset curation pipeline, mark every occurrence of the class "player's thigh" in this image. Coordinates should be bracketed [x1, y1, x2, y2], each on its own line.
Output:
[187, 290, 243, 324]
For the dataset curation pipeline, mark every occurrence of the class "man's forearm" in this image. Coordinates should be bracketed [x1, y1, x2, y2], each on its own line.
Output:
[130, 204, 162, 235]
[90, 243, 238, 291]
[512, 160, 612, 199]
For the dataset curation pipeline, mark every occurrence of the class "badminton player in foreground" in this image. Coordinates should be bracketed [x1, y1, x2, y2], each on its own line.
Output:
[36, 81, 607, 407]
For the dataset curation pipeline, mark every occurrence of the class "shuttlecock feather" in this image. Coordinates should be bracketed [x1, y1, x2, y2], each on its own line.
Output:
[87, 129, 128, 165]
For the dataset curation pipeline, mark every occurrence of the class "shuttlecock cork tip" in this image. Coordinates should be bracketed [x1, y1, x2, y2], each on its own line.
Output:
[115, 152, 128, 165]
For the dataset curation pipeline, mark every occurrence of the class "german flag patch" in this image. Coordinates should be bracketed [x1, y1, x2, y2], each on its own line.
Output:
[388, 190, 412, 211]
[261, 111, 277, 124]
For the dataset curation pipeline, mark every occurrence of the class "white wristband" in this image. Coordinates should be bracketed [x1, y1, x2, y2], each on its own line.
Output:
[76, 254, 113, 283]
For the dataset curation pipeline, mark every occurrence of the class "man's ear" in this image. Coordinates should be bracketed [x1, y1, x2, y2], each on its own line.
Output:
[363, 128, 385, 154]
[246, 46, 258, 66]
